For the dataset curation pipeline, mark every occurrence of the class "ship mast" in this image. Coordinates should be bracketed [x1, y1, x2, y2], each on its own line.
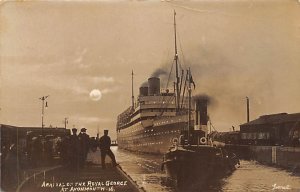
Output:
[174, 10, 180, 111]
[131, 70, 134, 109]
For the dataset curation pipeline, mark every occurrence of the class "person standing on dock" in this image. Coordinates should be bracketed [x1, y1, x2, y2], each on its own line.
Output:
[69, 128, 80, 171]
[78, 127, 90, 168]
[99, 130, 117, 169]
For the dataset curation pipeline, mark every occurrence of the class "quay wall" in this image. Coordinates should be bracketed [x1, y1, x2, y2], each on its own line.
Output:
[249, 146, 300, 170]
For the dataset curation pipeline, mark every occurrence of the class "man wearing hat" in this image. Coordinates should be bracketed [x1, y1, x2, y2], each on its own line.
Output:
[78, 128, 90, 168]
[99, 130, 117, 169]
[69, 128, 80, 171]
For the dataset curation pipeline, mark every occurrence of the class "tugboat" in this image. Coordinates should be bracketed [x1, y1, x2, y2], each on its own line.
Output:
[162, 69, 239, 190]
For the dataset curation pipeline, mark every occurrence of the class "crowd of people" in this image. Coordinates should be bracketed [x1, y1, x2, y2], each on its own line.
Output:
[1, 127, 117, 190]
[57, 128, 117, 170]
[58, 128, 92, 170]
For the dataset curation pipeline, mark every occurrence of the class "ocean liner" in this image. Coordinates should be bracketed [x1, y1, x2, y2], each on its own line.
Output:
[116, 11, 209, 154]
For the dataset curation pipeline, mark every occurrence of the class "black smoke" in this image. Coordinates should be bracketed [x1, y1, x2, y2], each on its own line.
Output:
[193, 94, 214, 106]
[151, 68, 168, 78]
[140, 67, 171, 87]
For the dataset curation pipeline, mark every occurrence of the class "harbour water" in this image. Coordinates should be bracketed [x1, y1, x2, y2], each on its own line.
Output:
[111, 146, 300, 192]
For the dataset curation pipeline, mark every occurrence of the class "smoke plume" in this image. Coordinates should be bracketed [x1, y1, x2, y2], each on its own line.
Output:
[140, 67, 170, 87]
[151, 68, 168, 78]
[193, 94, 214, 106]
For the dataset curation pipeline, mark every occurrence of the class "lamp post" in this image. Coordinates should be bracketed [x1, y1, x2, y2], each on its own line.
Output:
[39, 95, 49, 137]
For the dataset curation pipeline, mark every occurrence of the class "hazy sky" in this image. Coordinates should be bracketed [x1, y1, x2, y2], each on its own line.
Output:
[1, 1, 300, 139]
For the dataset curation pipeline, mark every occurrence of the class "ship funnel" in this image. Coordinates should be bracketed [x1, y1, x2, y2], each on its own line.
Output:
[194, 99, 208, 134]
[139, 86, 148, 96]
[148, 77, 160, 96]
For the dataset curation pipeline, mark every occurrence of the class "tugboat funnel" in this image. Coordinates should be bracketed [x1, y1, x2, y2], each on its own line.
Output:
[194, 99, 208, 134]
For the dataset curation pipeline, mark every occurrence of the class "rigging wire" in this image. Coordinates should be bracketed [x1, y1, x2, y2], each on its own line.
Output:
[157, 60, 176, 117]
[156, 25, 174, 108]
[158, 15, 189, 117]
[177, 30, 187, 71]
[176, 27, 189, 110]
[208, 119, 218, 132]
[180, 70, 188, 109]
[166, 60, 174, 89]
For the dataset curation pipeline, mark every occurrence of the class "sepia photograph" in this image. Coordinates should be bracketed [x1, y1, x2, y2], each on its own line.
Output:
[1, 0, 300, 191]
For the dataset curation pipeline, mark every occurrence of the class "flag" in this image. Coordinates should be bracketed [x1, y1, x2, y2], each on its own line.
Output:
[190, 74, 196, 89]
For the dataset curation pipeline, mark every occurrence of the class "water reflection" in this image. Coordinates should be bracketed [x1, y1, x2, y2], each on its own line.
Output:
[221, 161, 300, 192]
[112, 147, 300, 192]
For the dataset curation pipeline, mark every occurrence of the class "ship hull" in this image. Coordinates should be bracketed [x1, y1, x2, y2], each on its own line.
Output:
[117, 119, 187, 154]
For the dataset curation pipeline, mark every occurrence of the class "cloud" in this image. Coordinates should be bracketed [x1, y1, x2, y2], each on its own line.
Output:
[73, 48, 87, 63]
[77, 116, 113, 123]
[73, 55, 83, 64]
[91, 76, 115, 83]
[101, 87, 119, 94]
[71, 85, 89, 95]
[73, 48, 91, 69]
